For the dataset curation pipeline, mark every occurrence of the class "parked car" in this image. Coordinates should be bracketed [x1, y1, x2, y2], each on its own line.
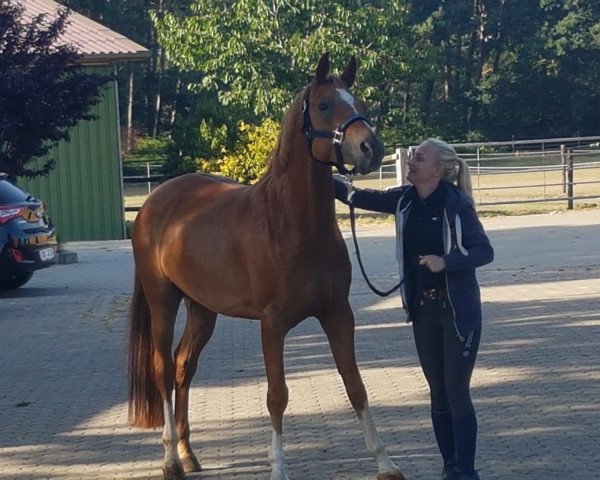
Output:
[0, 173, 57, 289]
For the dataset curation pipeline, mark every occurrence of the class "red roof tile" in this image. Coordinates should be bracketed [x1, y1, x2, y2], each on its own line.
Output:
[16, 0, 150, 63]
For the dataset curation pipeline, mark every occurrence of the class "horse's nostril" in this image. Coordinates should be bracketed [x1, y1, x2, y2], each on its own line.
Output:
[360, 141, 372, 156]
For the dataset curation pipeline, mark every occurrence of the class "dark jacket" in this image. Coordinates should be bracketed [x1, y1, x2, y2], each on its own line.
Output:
[334, 179, 494, 341]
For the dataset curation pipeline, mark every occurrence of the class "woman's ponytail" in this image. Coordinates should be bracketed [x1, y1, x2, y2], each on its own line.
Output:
[456, 157, 474, 203]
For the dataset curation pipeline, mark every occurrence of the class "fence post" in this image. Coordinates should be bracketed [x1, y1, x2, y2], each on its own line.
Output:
[476, 147, 481, 204]
[560, 144, 566, 193]
[396, 148, 409, 185]
[566, 148, 574, 210]
[146, 162, 151, 195]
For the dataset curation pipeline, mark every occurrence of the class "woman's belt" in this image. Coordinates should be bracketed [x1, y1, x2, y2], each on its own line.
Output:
[421, 287, 448, 301]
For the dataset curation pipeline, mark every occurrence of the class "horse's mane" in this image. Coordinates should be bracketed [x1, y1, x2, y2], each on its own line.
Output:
[267, 85, 309, 172]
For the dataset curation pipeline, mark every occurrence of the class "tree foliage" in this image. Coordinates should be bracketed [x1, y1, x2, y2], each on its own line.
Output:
[151, 0, 599, 149]
[31, 0, 600, 181]
[403, 0, 600, 141]
[153, 1, 429, 136]
[0, 1, 109, 178]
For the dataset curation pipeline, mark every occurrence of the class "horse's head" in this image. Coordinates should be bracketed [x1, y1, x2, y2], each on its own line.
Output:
[301, 53, 384, 176]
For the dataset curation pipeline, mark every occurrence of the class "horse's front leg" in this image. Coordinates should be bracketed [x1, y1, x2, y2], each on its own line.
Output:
[318, 302, 406, 480]
[261, 320, 291, 480]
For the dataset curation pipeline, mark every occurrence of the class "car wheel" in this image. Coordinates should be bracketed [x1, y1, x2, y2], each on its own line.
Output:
[0, 271, 34, 289]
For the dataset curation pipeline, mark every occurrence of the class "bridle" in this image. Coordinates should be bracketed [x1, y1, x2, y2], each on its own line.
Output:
[300, 86, 371, 176]
[301, 86, 404, 297]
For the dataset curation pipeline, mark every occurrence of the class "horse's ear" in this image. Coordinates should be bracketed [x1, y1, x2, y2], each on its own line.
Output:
[315, 52, 330, 84]
[341, 56, 357, 88]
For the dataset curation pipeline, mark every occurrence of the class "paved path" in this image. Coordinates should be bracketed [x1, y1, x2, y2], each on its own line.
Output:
[1, 210, 599, 480]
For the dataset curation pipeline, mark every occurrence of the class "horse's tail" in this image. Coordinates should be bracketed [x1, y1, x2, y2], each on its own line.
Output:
[128, 272, 164, 428]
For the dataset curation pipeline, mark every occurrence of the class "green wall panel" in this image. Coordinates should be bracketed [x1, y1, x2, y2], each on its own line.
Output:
[19, 65, 126, 242]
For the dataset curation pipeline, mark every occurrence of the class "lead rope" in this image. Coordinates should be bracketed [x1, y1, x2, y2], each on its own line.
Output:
[346, 177, 404, 297]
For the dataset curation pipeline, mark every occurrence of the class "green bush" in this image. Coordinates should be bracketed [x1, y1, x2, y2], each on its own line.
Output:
[123, 135, 172, 163]
[122, 135, 173, 176]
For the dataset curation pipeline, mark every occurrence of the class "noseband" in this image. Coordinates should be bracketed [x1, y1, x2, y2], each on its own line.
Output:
[300, 87, 371, 176]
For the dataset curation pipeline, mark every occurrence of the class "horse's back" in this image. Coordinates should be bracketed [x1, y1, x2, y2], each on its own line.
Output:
[146, 173, 245, 210]
[135, 173, 247, 235]
[132, 173, 263, 315]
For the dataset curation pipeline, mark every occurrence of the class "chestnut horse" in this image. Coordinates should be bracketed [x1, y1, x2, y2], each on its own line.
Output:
[128, 53, 405, 480]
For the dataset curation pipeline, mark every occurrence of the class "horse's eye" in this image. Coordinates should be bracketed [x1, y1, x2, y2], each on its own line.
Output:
[318, 102, 328, 111]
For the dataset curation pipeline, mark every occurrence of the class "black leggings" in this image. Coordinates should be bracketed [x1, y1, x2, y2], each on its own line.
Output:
[412, 298, 482, 473]
[412, 298, 481, 420]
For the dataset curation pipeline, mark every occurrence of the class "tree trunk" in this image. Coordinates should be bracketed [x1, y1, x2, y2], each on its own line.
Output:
[421, 79, 435, 125]
[443, 40, 451, 102]
[403, 81, 411, 121]
[474, 0, 486, 85]
[152, 47, 164, 137]
[151, 0, 165, 137]
[170, 75, 181, 126]
[126, 65, 134, 152]
[373, 80, 393, 134]
[468, 0, 488, 129]
[491, 0, 507, 74]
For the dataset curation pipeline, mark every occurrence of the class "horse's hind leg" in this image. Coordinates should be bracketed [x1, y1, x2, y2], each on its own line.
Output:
[148, 286, 185, 480]
[317, 301, 406, 480]
[174, 299, 217, 473]
[146, 284, 185, 480]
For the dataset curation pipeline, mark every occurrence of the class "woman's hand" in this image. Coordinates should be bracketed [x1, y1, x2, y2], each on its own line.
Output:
[419, 255, 446, 273]
[333, 177, 355, 204]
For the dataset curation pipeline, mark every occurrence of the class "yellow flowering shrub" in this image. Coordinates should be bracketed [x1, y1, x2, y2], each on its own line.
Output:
[198, 118, 279, 184]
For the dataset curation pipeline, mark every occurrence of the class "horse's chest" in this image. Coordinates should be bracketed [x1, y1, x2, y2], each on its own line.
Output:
[276, 254, 348, 300]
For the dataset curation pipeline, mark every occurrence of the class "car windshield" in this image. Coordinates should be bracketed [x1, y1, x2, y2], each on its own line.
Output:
[0, 179, 30, 204]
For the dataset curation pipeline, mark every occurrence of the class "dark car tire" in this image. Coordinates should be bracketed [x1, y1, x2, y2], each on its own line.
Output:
[0, 271, 34, 290]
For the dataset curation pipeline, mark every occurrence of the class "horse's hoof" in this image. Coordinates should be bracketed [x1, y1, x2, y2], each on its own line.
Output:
[163, 462, 185, 480]
[269, 467, 290, 480]
[181, 454, 202, 473]
[377, 472, 407, 480]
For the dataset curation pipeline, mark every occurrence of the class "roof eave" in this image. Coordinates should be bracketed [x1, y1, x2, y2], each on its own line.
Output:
[81, 51, 151, 65]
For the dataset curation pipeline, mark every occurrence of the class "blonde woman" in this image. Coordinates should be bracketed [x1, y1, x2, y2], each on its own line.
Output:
[335, 138, 494, 480]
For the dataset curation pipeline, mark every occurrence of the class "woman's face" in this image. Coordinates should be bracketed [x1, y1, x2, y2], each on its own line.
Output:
[407, 142, 442, 186]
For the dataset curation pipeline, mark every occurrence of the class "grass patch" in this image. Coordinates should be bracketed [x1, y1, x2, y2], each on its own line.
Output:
[477, 202, 599, 217]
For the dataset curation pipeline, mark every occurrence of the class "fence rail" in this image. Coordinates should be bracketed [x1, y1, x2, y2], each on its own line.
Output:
[123, 137, 600, 214]
[396, 137, 600, 210]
